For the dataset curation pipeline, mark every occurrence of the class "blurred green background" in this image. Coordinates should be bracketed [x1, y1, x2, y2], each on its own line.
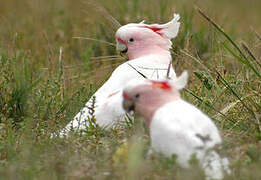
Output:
[0, 0, 260, 179]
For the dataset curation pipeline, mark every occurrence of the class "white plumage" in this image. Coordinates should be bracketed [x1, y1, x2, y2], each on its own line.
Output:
[58, 12, 180, 136]
[122, 72, 230, 179]
[150, 101, 230, 179]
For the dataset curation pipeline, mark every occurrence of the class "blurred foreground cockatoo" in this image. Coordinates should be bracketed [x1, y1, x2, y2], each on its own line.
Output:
[58, 14, 181, 136]
[122, 71, 230, 180]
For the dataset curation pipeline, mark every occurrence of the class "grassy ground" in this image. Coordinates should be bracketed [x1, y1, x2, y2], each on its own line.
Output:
[0, 0, 261, 179]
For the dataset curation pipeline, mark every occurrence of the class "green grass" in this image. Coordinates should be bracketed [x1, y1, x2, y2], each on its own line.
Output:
[0, 0, 261, 179]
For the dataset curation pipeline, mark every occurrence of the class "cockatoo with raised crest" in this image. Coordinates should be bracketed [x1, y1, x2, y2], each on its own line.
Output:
[58, 14, 180, 136]
[122, 71, 230, 180]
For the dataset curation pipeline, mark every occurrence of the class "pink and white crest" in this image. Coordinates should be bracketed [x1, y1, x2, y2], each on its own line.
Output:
[115, 14, 180, 59]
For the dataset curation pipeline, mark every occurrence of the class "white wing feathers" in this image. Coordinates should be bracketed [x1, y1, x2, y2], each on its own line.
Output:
[150, 100, 229, 179]
[59, 55, 176, 136]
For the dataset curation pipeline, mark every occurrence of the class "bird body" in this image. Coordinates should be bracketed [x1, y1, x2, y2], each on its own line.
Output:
[150, 100, 230, 179]
[59, 14, 180, 136]
[122, 72, 230, 179]
[69, 54, 176, 131]
[150, 100, 222, 167]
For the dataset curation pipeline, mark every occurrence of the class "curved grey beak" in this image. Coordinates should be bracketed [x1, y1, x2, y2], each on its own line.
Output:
[116, 41, 128, 54]
[122, 99, 135, 112]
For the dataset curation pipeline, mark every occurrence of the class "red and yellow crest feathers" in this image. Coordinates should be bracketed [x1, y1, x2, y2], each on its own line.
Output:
[151, 81, 172, 90]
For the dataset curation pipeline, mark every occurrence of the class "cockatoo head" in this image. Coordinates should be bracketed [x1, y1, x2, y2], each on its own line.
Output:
[115, 14, 180, 60]
[122, 70, 188, 126]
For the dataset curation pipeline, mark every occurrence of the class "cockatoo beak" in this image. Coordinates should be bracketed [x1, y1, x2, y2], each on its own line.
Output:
[122, 92, 135, 112]
[122, 99, 135, 112]
[116, 41, 128, 54]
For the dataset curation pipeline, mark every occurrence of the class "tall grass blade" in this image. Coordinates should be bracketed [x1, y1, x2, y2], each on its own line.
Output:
[241, 42, 261, 69]
[73, 37, 116, 47]
[183, 88, 236, 124]
[215, 70, 257, 120]
[222, 42, 261, 79]
[166, 60, 172, 79]
[82, 0, 121, 29]
[127, 63, 148, 79]
[251, 27, 261, 42]
[196, 6, 261, 79]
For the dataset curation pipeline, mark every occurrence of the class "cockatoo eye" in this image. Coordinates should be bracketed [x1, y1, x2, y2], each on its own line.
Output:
[134, 93, 140, 99]
[128, 38, 134, 42]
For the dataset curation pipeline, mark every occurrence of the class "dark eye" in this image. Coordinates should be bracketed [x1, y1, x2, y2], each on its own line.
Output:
[135, 93, 140, 99]
[129, 38, 134, 42]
